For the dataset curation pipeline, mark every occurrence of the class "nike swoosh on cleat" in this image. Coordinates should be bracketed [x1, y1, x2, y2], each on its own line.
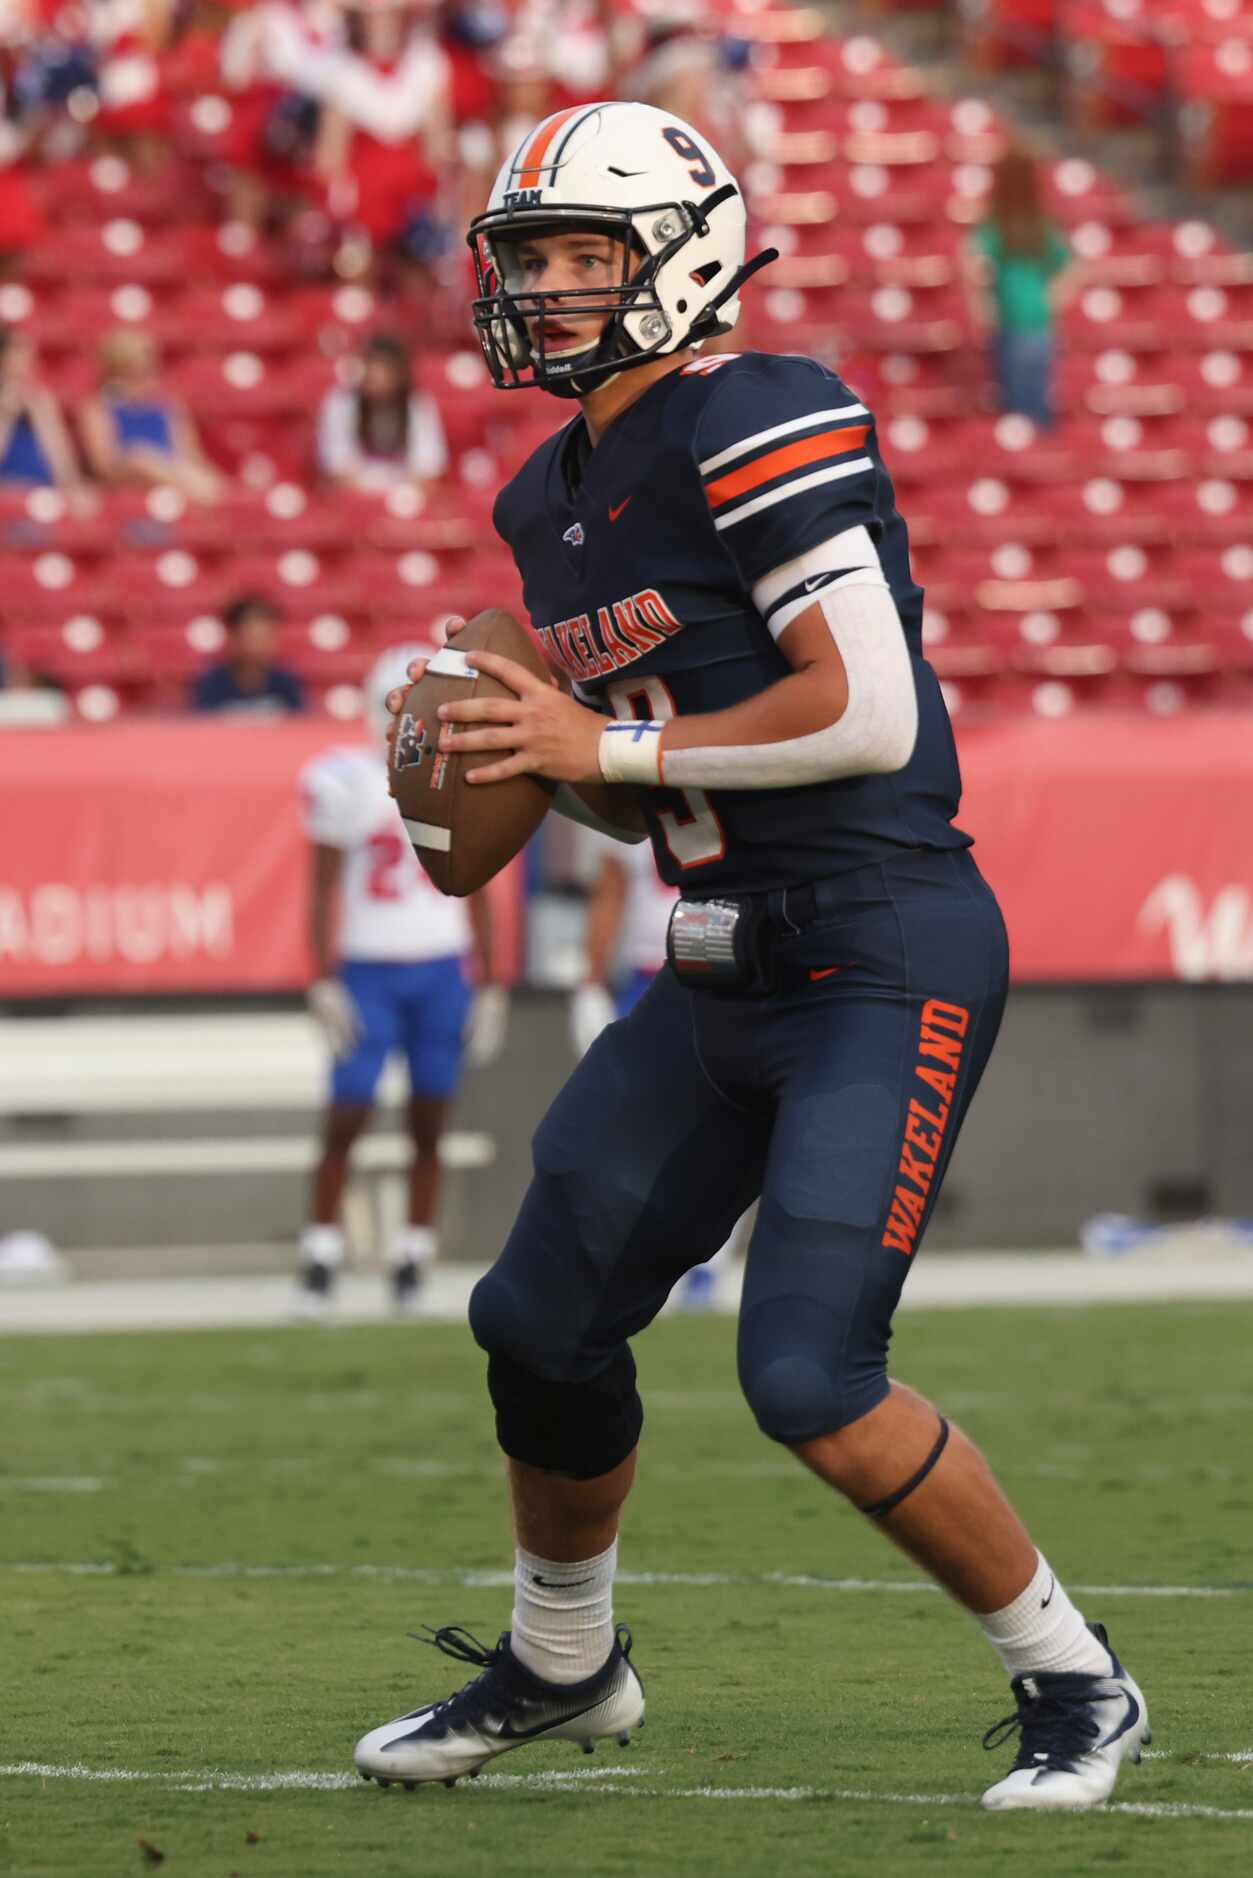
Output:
[608, 497, 633, 522]
[496, 1701, 602, 1741]
[808, 966, 842, 981]
[1097, 1692, 1141, 1751]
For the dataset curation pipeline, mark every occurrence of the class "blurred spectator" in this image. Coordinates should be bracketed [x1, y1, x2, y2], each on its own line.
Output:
[79, 328, 226, 504]
[90, 0, 178, 173]
[317, 331, 448, 492]
[218, 0, 335, 228]
[313, 0, 452, 276]
[964, 146, 1078, 430]
[0, 641, 70, 725]
[0, 327, 84, 492]
[0, 73, 47, 271]
[190, 592, 306, 714]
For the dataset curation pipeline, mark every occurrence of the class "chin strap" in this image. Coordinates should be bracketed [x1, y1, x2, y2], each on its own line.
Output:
[697, 245, 780, 330]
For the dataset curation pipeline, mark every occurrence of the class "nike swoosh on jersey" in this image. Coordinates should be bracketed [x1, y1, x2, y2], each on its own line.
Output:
[808, 966, 843, 981]
[608, 497, 633, 522]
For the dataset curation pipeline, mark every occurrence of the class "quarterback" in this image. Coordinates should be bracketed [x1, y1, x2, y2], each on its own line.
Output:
[355, 103, 1149, 1809]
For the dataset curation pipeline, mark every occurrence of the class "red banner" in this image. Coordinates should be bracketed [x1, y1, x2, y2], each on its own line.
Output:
[959, 714, 1253, 981]
[0, 715, 1250, 995]
[0, 720, 525, 995]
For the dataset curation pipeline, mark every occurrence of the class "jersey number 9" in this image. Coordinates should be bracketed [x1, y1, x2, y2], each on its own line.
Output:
[662, 126, 716, 188]
[608, 678, 725, 869]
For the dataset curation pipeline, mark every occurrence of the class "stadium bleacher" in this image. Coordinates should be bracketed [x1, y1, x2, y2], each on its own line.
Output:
[1, 1, 1251, 726]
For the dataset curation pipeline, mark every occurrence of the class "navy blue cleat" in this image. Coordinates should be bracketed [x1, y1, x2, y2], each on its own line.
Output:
[354, 1623, 644, 1788]
[981, 1623, 1150, 1810]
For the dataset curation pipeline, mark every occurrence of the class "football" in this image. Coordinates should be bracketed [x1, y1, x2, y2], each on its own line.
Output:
[388, 608, 554, 896]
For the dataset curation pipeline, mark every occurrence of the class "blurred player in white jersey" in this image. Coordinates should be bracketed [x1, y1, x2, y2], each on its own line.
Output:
[570, 833, 735, 1308]
[569, 830, 676, 1051]
[297, 644, 507, 1314]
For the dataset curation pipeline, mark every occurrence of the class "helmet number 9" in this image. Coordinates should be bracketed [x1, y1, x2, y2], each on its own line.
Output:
[662, 126, 715, 188]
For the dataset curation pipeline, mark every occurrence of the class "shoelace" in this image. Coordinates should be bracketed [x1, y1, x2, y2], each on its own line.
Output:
[982, 1686, 1104, 1773]
[402, 1620, 633, 1734]
[412, 1624, 503, 1672]
[405, 1625, 515, 1731]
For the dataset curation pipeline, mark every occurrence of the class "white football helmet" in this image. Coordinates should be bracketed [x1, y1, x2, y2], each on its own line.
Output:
[467, 100, 774, 397]
[365, 642, 436, 744]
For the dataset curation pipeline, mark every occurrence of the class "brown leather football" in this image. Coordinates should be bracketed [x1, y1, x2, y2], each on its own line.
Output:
[388, 608, 553, 896]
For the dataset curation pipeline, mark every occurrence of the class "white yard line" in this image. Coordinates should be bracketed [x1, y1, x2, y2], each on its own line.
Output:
[0, 1477, 108, 1492]
[0, 1761, 641, 1794]
[1144, 1750, 1253, 1763]
[2, 1560, 1246, 1598]
[2, 1761, 1251, 1822]
[4, 1248, 1253, 1336]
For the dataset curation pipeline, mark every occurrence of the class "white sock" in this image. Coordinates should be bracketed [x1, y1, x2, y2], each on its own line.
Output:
[510, 1541, 617, 1685]
[390, 1225, 437, 1270]
[978, 1552, 1114, 1679]
[300, 1223, 344, 1268]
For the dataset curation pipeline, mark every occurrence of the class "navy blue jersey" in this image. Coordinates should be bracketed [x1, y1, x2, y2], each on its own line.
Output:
[493, 350, 971, 893]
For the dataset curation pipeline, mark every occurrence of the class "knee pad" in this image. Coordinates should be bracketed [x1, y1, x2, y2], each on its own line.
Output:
[485, 1346, 643, 1480]
[738, 1299, 889, 1444]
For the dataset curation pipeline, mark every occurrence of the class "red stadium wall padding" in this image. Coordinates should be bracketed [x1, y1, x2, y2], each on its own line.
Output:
[0, 721, 525, 996]
[0, 717, 1250, 995]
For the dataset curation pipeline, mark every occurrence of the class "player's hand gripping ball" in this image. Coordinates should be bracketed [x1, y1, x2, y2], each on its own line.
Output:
[387, 609, 557, 896]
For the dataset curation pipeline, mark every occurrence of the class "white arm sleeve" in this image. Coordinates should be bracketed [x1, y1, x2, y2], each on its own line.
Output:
[659, 574, 918, 792]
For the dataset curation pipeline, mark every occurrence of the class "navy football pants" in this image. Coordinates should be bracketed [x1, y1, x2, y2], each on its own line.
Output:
[471, 848, 1009, 1449]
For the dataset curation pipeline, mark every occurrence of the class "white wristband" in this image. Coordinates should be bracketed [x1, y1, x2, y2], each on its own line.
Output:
[598, 719, 664, 786]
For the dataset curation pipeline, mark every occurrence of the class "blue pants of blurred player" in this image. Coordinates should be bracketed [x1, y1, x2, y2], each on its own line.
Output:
[332, 956, 471, 1105]
[471, 848, 1009, 1445]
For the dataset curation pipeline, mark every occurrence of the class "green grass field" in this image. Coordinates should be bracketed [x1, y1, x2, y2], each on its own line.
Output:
[2, 1300, 1251, 1878]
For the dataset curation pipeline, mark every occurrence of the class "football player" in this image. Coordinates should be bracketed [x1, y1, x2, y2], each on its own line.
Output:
[355, 104, 1148, 1808]
[298, 643, 507, 1315]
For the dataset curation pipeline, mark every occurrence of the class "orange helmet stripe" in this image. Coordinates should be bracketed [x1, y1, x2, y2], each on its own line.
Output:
[514, 106, 588, 190]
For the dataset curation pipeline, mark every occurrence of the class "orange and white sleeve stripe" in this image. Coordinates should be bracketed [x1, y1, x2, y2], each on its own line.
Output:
[699, 403, 873, 531]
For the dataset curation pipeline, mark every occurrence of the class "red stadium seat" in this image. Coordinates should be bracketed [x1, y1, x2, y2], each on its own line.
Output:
[5, 618, 134, 686]
[33, 155, 206, 229]
[1176, 36, 1253, 186]
[1010, 642, 1124, 712]
[92, 551, 238, 626]
[22, 223, 191, 293]
[1059, 1, 1170, 133]
[0, 551, 102, 625]
[174, 285, 311, 358]
[958, 0, 1058, 71]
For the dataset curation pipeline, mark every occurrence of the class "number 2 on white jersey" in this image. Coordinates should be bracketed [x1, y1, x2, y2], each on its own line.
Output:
[606, 677, 725, 868]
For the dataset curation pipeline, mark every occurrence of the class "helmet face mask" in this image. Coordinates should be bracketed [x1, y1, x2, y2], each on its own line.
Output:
[469, 201, 699, 397]
[466, 102, 765, 399]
